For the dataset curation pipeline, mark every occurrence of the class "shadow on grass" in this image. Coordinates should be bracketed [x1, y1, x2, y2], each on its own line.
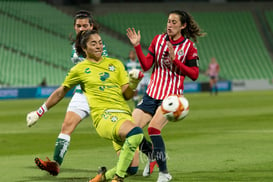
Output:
[20, 165, 273, 182]
[17, 176, 89, 182]
[19, 167, 157, 182]
[18, 167, 97, 182]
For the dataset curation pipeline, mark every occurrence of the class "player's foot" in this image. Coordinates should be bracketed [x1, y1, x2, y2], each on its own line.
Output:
[157, 172, 172, 182]
[89, 166, 107, 182]
[111, 174, 124, 182]
[34, 157, 60, 176]
[142, 159, 158, 177]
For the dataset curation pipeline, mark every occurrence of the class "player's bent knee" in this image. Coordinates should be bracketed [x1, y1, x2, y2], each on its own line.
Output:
[127, 127, 143, 137]
[126, 127, 144, 146]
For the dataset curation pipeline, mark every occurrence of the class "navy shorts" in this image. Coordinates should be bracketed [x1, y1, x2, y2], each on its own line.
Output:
[136, 93, 163, 116]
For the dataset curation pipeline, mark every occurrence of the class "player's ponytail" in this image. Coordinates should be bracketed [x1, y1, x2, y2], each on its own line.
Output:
[75, 31, 86, 58]
[169, 10, 206, 43]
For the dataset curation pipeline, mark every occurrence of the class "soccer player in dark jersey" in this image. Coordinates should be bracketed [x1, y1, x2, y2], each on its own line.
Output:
[127, 10, 205, 182]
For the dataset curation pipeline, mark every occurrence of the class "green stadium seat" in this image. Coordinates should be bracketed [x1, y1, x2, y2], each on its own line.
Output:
[0, 46, 67, 86]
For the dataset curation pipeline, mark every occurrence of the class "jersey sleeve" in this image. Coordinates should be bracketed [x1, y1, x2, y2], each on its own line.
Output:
[148, 35, 158, 56]
[173, 42, 199, 81]
[186, 42, 199, 61]
[62, 65, 81, 89]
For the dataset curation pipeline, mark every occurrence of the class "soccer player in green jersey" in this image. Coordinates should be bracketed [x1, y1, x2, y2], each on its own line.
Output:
[26, 10, 110, 176]
[28, 29, 145, 182]
[27, 10, 154, 179]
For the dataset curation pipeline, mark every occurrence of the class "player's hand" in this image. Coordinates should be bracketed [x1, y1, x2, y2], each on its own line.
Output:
[26, 111, 40, 127]
[26, 104, 48, 127]
[167, 41, 175, 61]
[126, 28, 141, 47]
[129, 69, 144, 90]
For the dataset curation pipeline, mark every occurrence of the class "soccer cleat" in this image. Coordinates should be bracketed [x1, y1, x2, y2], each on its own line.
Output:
[142, 159, 158, 177]
[34, 157, 60, 176]
[111, 174, 124, 182]
[89, 166, 107, 182]
[157, 172, 172, 182]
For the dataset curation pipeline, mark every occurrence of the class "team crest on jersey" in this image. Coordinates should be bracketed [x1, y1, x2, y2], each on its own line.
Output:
[177, 49, 184, 56]
[108, 64, 116, 71]
[110, 116, 118, 122]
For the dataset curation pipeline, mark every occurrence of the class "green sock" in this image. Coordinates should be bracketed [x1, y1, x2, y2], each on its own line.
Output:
[116, 127, 143, 178]
[53, 133, 70, 165]
[105, 167, 116, 180]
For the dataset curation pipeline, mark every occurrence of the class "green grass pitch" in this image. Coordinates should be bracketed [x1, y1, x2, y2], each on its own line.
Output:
[1, 90, 273, 182]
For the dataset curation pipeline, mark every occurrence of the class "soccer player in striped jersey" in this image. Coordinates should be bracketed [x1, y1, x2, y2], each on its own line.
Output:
[127, 10, 205, 182]
[27, 10, 109, 176]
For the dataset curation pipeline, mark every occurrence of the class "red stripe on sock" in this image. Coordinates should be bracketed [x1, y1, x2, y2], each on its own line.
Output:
[148, 127, 161, 135]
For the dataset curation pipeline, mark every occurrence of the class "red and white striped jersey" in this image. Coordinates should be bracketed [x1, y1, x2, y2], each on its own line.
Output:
[144, 33, 199, 100]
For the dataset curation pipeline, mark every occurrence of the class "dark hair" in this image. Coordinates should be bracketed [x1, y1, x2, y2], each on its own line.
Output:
[70, 10, 100, 43]
[75, 29, 99, 58]
[168, 10, 206, 43]
[74, 10, 100, 31]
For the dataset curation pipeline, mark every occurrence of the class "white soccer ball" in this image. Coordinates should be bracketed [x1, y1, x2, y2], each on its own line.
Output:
[161, 94, 189, 122]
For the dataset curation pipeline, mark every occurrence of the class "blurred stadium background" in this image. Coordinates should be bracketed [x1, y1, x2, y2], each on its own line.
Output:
[0, 0, 272, 95]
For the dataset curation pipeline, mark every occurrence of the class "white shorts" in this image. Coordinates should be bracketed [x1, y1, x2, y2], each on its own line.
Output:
[67, 92, 90, 119]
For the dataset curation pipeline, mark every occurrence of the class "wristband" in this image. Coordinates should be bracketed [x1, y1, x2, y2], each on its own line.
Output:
[37, 103, 48, 117]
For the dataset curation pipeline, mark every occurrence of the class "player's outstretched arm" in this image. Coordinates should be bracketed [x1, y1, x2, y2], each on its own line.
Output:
[26, 86, 70, 127]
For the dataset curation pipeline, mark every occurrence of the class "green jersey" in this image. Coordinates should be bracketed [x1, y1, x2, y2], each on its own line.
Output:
[70, 42, 108, 92]
[62, 57, 131, 125]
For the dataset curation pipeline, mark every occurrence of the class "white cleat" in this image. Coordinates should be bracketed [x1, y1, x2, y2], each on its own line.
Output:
[157, 172, 172, 182]
[142, 159, 157, 177]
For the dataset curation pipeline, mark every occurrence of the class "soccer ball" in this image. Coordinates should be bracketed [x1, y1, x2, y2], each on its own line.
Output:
[161, 94, 189, 122]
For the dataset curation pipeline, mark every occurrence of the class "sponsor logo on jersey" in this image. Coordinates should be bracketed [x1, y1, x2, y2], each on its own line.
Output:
[99, 72, 110, 81]
[85, 68, 91, 74]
